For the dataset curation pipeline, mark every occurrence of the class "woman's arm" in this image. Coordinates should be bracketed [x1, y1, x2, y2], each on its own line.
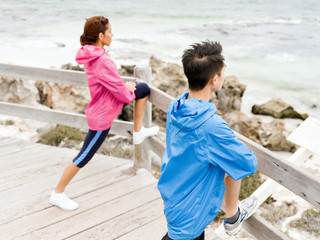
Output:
[96, 57, 136, 103]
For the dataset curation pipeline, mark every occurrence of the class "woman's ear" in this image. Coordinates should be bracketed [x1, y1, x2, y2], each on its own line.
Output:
[99, 32, 104, 41]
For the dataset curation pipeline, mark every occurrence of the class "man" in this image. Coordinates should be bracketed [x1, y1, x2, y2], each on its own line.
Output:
[158, 40, 258, 240]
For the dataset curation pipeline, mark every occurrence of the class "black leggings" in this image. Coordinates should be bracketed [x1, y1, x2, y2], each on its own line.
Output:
[73, 82, 150, 168]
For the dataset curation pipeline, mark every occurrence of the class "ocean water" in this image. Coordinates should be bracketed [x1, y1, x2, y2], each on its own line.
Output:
[0, 0, 319, 118]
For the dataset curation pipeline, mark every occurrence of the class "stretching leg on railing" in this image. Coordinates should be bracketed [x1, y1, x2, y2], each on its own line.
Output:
[50, 82, 159, 211]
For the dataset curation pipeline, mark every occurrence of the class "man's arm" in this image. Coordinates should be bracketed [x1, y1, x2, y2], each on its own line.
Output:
[206, 117, 257, 180]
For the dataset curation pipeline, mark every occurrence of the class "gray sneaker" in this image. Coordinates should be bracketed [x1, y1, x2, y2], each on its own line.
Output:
[223, 196, 258, 236]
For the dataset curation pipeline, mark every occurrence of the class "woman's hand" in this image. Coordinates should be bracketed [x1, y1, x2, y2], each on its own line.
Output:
[125, 81, 136, 92]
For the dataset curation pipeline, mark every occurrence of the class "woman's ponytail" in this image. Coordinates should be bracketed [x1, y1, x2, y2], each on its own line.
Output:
[80, 16, 109, 46]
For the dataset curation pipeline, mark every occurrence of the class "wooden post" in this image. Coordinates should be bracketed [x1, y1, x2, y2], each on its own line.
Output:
[133, 65, 152, 171]
[134, 65, 152, 127]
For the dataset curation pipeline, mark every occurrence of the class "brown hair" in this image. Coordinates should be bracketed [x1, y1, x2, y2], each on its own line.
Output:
[80, 16, 109, 46]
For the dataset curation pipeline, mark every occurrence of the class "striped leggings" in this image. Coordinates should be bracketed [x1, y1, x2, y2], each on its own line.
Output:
[73, 82, 150, 168]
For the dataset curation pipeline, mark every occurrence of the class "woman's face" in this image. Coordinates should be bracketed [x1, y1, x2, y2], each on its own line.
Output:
[101, 23, 113, 46]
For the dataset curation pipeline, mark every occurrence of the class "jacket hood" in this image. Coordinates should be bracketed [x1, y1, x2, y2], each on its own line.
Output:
[76, 45, 105, 64]
[170, 93, 217, 131]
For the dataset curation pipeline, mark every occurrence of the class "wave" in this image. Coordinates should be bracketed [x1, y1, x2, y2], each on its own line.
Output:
[266, 53, 296, 62]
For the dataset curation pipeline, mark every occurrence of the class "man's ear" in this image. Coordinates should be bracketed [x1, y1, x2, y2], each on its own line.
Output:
[211, 75, 218, 85]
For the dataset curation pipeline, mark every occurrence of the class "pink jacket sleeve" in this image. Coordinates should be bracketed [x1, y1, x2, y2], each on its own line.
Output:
[96, 56, 135, 104]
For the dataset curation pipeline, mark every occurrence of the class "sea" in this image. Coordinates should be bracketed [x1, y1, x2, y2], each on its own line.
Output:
[0, 0, 319, 118]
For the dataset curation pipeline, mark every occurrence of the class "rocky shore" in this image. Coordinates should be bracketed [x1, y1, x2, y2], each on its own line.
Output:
[0, 57, 319, 239]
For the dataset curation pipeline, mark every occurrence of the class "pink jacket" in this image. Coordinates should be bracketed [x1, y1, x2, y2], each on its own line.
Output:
[76, 45, 135, 131]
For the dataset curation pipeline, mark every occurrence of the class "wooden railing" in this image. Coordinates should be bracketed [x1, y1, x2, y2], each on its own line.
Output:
[0, 63, 319, 240]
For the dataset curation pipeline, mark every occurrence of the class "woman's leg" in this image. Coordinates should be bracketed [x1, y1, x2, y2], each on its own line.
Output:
[132, 82, 159, 144]
[134, 96, 148, 132]
[54, 129, 110, 192]
[54, 162, 80, 193]
[50, 129, 109, 210]
[133, 82, 150, 132]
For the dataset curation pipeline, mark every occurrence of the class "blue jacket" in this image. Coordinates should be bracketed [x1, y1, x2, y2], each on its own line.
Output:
[157, 93, 257, 240]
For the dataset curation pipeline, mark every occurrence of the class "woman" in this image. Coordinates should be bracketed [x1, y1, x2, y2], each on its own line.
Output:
[50, 16, 159, 210]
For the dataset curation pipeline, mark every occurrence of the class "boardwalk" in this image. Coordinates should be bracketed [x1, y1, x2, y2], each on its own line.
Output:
[0, 137, 220, 240]
[0, 137, 166, 239]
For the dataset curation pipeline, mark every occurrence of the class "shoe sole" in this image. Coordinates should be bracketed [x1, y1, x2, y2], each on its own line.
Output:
[225, 200, 257, 236]
[225, 224, 242, 236]
[49, 199, 79, 211]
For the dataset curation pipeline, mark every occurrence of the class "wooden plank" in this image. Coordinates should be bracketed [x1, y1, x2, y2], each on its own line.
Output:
[10, 183, 159, 240]
[0, 143, 125, 176]
[0, 147, 74, 183]
[0, 102, 133, 137]
[0, 140, 39, 158]
[116, 214, 167, 240]
[143, 135, 166, 159]
[0, 165, 144, 238]
[205, 227, 223, 240]
[134, 135, 165, 170]
[0, 101, 88, 129]
[252, 148, 312, 207]
[149, 84, 174, 112]
[0, 63, 88, 86]
[0, 147, 130, 201]
[110, 120, 134, 137]
[0, 170, 154, 238]
[0, 162, 133, 223]
[0, 145, 55, 172]
[0, 145, 129, 193]
[235, 132, 320, 209]
[0, 63, 136, 87]
[243, 214, 291, 240]
[0, 138, 21, 147]
[134, 141, 151, 171]
[66, 199, 164, 240]
[287, 116, 320, 155]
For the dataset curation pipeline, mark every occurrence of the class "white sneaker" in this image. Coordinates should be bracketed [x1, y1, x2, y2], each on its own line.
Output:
[50, 191, 79, 211]
[224, 196, 258, 236]
[133, 126, 159, 144]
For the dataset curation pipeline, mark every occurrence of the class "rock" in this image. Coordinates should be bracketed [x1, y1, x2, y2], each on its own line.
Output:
[118, 102, 134, 122]
[117, 56, 188, 127]
[252, 98, 308, 120]
[118, 65, 135, 76]
[31, 64, 90, 113]
[150, 56, 188, 97]
[56, 42, 66, 48]
[223, 111, 261, 143]
[224, 111, 296, 152]
[215, 76, 246, 113]
[61, 63, 84, 71]
[260, 119, 296, 152]
[0, 77, 39, 105]
[35, 81, 90, 113]
[97, 135, 133, 159]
